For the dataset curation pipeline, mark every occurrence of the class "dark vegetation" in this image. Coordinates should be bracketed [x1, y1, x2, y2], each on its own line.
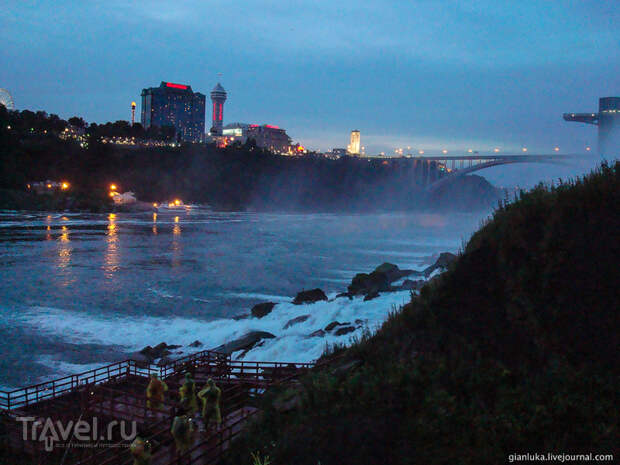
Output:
[0, 105, 500, 212]
[222, 162, 620, 464]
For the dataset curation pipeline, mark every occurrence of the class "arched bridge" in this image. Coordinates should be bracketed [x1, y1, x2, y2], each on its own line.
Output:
[418, 154, 577, 192]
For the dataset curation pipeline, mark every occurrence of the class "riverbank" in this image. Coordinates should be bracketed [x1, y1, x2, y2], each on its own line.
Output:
[221, 161, 619, 464]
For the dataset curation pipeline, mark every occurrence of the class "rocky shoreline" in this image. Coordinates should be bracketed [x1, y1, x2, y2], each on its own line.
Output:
[130, 253, 457, 365]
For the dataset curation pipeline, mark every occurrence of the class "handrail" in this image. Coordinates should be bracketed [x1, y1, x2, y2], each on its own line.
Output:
[0, 348, 230, 412]
[0, 350, 317, 413]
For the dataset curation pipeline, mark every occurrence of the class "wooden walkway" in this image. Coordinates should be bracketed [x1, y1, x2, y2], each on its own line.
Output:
[0, 350, 314, 465]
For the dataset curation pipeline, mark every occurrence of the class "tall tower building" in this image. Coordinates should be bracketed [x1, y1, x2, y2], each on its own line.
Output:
[348, 130, 361, 155]
[210, 83, 227, 135]
[563, 97, 620, 156]
[140, 82, 205, 142]
[131, 101, 136, 126]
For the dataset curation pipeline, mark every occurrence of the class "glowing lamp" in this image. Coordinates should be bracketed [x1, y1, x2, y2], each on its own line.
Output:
[110, 184, 117, 190]
[61, 182, 69, 190]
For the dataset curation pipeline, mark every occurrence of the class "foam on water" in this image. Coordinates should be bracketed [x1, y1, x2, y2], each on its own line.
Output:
[17, 291, 411, 369]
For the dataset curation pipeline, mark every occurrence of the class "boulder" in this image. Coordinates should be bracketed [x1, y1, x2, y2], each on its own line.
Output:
[348, 272, 389, 295]
[324, 321, 344, 331]
[334, 326, 356, 336]
[251, 302, 276, 318]
[212, 331, 276, 355]
[139, 342, 173, 362]
[283, 314, 310, 329]
[309, 329, 325, 338]
[349, 263, 422, 296]
[335, 292, 352, 300]
[293, 289, 328, 305]
[188, 340, 203, 348]
[364, 290, 380, 301]
[423, 252, 457, 277]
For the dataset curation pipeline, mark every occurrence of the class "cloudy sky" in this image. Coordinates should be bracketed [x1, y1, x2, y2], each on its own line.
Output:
[2, 0, 619, 166]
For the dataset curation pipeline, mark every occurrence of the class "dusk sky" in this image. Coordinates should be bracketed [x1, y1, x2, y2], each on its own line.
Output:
[2, 0, 619, 170]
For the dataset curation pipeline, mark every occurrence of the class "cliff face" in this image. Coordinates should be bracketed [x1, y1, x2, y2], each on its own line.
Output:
[221, 162, 619, 465]
[427, 174, 503, 210]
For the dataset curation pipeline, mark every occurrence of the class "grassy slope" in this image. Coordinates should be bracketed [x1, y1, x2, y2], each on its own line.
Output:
[222, 162, 619, 465]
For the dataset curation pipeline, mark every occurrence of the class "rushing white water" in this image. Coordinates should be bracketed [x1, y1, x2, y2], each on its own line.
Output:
[0, 209, 488, 389]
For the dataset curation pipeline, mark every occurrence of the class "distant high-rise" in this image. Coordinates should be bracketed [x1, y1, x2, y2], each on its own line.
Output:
[210, 83, 227, 135]
[348, 130, 361, 155]
[140, 81, 205, 142]
[131, 101, 136, 126]
[564, 97, 620, 156]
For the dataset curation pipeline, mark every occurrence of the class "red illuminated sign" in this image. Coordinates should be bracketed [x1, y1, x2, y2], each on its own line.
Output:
[165, 82, 188, 89]
[264, 124, 279, 129]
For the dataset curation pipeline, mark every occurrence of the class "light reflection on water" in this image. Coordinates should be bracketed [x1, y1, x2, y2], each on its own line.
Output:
[104, 213, 119, 279]
[0, 209, 487, 387]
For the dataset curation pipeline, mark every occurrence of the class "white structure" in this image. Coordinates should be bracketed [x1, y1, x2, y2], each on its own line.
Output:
[111, 192, 137, 205]
[347, 130, 361, 155]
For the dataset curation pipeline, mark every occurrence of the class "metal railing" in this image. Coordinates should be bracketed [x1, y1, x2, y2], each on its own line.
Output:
[0, 349, 229, 412]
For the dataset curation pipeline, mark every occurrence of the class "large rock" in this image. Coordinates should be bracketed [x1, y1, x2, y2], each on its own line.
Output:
[212, 331, 276, 355]
[334, 326, 356, 336]
[309, 329, 325, 338]
[188, 340, 203, 348]
[251, 302, 276, 318]
[348, 263, 419, 296]
[293, 289, 328, 305]
[363, 290, 380, 301]
[325, 321, 344, 331]
[283, 314, 310, 329]
[348, 272, 390, 295]
[423, 252, 457, 277]
[137, 342, 177, 362]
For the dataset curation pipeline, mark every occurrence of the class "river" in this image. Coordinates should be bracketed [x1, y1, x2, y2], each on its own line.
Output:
[0, 208, 488, 390]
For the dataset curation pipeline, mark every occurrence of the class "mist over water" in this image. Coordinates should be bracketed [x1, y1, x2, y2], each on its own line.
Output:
[0, 208, 487, 390]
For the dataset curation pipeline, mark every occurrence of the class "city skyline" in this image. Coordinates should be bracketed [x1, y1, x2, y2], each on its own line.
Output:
[1, 2, 619, 157]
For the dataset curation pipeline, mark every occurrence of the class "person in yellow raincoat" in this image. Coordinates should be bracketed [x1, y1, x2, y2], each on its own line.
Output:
[178, 372, 198, 415]
[146, 373, 168, 410]
[197, 378, 222, 428]
[129, 436, 152, 465]
[171, 413, 195, 456]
